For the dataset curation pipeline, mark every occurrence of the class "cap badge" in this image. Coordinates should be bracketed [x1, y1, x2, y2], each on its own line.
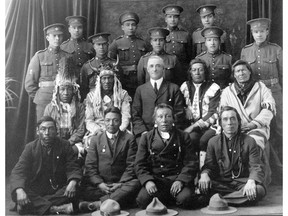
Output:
[203, 8, 207, 12]
[55, 27, 59, 31]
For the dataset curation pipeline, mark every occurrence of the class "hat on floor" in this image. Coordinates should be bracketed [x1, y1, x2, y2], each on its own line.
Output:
[201, 193, 237, 214]
[92, 199, 129, 216]
[135, 197, 178, 216]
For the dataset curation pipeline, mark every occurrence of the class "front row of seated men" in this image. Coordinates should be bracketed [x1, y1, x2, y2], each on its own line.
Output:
[10, 103, 266, 215]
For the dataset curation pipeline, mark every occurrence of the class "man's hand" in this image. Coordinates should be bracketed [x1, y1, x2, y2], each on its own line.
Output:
[109, 183, 122, 192]
[64, 180, 77, 198]
[98, 183, 111, 194]
[243, 179, 257, 201]
[198, 173, 211, 194]
[16, 188, 30, 206]
[185, 108, 193, 120]
[241, 122, 257, 133]
[145, 181, 157, 196]
[184, 124, 197, 133]
[141, 131, 148, 136]
[170, 180, 183, 197]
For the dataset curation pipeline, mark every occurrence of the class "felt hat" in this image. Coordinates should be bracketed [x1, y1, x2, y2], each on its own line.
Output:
[201, 26, 224, 38]
[162, 4, 183, 15]
[148, 27, 170, 39]
[247, 18, 271, 30]
[196, 4, 217, 17]
[201, 193, 237, 214]
[65, 15, 86, 26]
[92, 199, 129, 216]
[135, 197, 178, 216]
[88, 32, 111, 44]
[43, 23, 65, 34]
[119, 12, 139, 24]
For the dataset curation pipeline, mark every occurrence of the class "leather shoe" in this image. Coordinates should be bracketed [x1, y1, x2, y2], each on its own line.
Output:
[50, 203, 73, 214]
[79, 201, 101, 212]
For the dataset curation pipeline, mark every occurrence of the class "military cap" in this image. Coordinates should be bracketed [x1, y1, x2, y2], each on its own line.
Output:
[196, 4, 216, 17]
[247, 18, 271, 30]
[43, 23, 65, 34]
[65, 15, 87, 26]
[162, 4, 183, 15]
[119, 12, 139, 25]
[88, 32, 110, 44]
[201, 26, 223, 38]
[148, 27, 170, 39]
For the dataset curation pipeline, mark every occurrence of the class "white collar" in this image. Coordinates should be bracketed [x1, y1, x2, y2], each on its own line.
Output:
[193, 82, 202, 88]
[106, 130, 119, 139]
[159, 131, 170, 140]
[150, 77, 163, 89]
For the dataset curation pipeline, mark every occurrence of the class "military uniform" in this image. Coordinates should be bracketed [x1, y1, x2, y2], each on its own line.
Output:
[25, 23, 71, 121]
[108, 12, 149, 98]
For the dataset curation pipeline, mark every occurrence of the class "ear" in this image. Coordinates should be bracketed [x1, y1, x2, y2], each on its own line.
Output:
[36, 128, 40, 136]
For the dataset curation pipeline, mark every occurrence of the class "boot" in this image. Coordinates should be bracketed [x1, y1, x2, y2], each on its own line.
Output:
[79, 201, 101, 212]
[50, 203, 73, 214]
[199, 151, 206, 169]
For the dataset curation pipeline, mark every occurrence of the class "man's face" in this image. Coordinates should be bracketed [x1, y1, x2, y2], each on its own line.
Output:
[46, 33, 63, 48]
[234, 64, 251, 85]
[190, 63, 205, 83]
[165, 14, 180, 28]
[121, 20, 137, 36]
[200, 13, 215, 28]
[100, 75, 114, 91]
[94, 42, 109, 58]
[37, 121, 57, 145]
[151, 38, 165, 53]
[104, 112, 121, 134]
[155, 108, 174, 132]
[252, 28, 269, 45]
[68, 25, 83, 39]
[59, 85, 74, 103]
[147, 58, 164, 80]
[205, 37, 220, 54]
[221, 110, 239, 137]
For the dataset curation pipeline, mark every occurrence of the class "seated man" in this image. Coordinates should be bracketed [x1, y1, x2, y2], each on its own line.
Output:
[132, 55, 185, 143]
[81, 106, 140, 209]
[135, 103, 198, 209]
[198, 106, 266, 206]
[10, 116, 82, 215]
[85, 63, 132, 146]
[44, 58, 85, 157]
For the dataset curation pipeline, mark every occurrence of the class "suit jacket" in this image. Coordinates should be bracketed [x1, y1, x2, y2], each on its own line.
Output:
[10, 137, 82, 195]
[202, 133, 265, 184]
[85, 131, 137, 185]
[135, 128, 198, 186]
[132, 80, 185, 136]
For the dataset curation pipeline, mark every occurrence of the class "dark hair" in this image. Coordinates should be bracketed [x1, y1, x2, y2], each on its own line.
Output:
[104, 106, 122, 118]
[219, 106, 241, 133]
[232, 59, 253, 78]
[37, 116, 57, 128]
[187, 58, 209, 82]
[152, 103, 175, 121]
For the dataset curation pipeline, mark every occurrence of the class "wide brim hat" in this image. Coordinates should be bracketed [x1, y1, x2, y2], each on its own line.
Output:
[92, 210, 129, 216]
[135, 209, 178, 216]
[91, 199, 129, 216]
[201, 193, 237, 215]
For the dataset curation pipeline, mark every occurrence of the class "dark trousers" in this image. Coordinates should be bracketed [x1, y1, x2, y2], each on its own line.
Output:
[136, 177, 195, 209]
[82, 179, 141, 208]
[36, 103, 48, 121]
[189, 128, 216, 152]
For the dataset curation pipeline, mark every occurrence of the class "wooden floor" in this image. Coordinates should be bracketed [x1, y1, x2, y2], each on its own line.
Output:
[5, 181, 283, 216]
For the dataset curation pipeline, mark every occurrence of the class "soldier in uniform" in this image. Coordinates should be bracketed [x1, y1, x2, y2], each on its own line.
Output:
[192, 4, 227, 58]
[108, 12, 149, 99]
[61, 16, 94, 77]
[80, 33, 116, 101]
[162, 4, 192, 84]
[137, 27, 182, 86]
[196, 26, 232, 89]
[25, 23, 71, 121]
[241, 18, 283, 164]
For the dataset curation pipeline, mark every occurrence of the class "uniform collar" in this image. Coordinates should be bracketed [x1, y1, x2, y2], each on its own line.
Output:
[207, 50, 221, 57]
[253, 40, 268, 48]
[124, 35, 136, 39]
[95, 56, 109, 61]
[70, 37, 84, 42]
[152, 50, 166, 55]
[48, 46, 60, 53]
[166, 26, 179, 32]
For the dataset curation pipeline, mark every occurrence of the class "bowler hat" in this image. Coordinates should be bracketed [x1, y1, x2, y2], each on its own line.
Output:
[201, 193, 237, 214]
[92, 199, 129, 216]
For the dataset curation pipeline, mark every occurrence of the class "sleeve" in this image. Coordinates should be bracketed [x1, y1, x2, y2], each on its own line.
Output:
[79, 64, 89, 100]
[137, 57, 146, 86]
[84, 136, 104, 185]
[69, 103, 86, 145]
[132, 87, 148, 136]
[119, 91, 132, 131]
[25, 53, 40, 98]
[85, 96, 104, 134]
[201, 85, 221, 122]
[277, 47, 283, 87]
[119, 135, 138, 183]
[108, 40, 118, 60]
[201, 138, 219, 179]
[186, 32, 193, 63]
[134, 133, 155, 185]
[173, 86, 186, 130]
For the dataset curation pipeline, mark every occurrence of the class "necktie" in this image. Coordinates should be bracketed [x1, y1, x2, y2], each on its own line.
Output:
[154, 82, 158, 94]
[192, 84, 200, 120]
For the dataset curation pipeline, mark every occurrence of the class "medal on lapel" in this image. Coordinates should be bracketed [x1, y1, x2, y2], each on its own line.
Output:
[102, 145, 106, 153]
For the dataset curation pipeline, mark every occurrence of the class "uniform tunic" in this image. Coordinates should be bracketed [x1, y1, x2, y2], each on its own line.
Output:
[196, 50, 232, 89]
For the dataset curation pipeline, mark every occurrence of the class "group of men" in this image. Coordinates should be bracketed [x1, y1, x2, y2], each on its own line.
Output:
[11, 2, 282, 215]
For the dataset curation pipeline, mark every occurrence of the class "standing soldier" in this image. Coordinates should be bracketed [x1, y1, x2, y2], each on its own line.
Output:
[137, 27, 182, 86]
[241, 18, 283, 164]
[192, 4, 227, 58]
[162, 4, 192, 83]
[61, 16, 94, 77]
[80, 33, 116, 101]
[196, 26, 232, 89]
[25, 23, 71, 121]
[109, 12, 149, 99]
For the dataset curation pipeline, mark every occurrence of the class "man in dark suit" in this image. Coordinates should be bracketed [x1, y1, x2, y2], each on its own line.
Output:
[132, 55, 186, 143]
[82, 106, 140, 210]
[10, 116, 82, 215]
[198, 106, 266, 206]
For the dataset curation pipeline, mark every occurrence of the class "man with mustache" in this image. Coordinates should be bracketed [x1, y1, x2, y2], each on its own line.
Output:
[196, 26, 232, 89]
